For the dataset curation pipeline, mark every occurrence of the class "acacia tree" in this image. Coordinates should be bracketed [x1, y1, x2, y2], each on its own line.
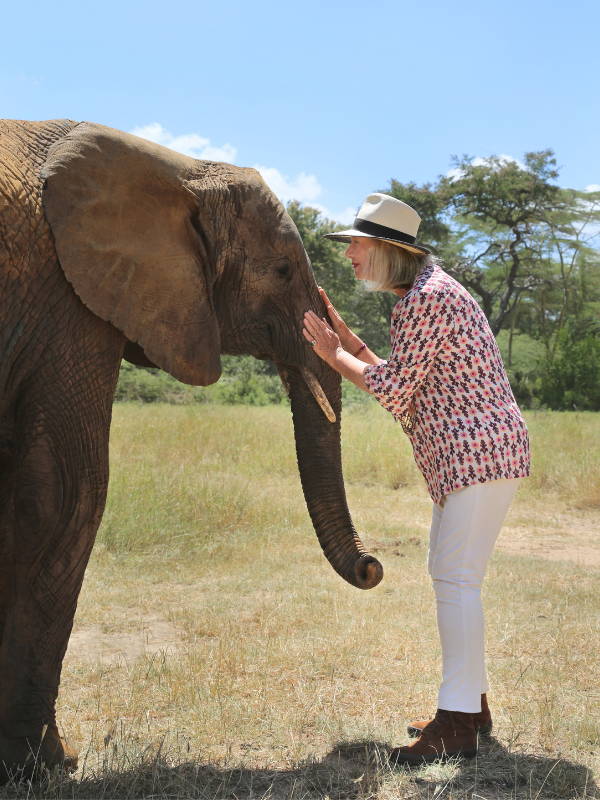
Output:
[438, 151, 562, 335]
[540, 187, 600, 355]
[397, 158, 598, 330]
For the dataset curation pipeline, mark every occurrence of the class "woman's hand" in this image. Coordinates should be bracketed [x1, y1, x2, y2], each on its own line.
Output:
[302, 310, 342, 365]
[302, 309, 370, 392]
[318, 287, 362, 353]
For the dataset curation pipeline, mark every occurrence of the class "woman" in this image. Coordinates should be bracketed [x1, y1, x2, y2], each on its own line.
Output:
[302, 193, 530, 765]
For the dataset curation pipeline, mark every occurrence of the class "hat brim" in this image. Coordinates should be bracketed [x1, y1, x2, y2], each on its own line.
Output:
[323, 229, 431, 255]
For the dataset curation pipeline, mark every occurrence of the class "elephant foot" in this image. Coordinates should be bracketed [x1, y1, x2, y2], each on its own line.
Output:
[0, 724, 78, 784]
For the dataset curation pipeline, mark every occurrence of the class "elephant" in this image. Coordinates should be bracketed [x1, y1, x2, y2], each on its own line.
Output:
[0, 119, 383, 779]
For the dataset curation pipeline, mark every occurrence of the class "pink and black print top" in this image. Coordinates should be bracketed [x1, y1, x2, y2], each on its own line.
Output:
[363, 263, 530, 504]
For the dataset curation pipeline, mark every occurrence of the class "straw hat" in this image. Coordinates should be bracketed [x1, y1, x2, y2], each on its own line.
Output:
[324, 192, 430, 255]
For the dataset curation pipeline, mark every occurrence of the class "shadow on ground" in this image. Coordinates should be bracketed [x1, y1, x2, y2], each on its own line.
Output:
[436, 735, 599, 799]
[0, 737, 597, 799]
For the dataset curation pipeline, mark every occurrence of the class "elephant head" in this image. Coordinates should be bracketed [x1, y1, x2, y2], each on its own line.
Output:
[41, 122, 383, 590]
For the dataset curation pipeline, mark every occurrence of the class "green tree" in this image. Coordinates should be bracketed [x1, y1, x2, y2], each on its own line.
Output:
[540, 187, 600, 354]
[438, 151, 561, 334]
[379, 158, 600, 409]
[539, 317, 600, 410]
[386, 179, 452, 253]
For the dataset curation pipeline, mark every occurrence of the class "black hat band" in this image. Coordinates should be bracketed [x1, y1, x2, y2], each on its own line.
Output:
[353, 217, 417, 245]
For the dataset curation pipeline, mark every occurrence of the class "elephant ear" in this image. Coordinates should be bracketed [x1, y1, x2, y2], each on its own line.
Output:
[41, 121, 221, 385]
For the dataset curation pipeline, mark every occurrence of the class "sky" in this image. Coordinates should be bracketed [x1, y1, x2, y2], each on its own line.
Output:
[2, 0, 598, 224]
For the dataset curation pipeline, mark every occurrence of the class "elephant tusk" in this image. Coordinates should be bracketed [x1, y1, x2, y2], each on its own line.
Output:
[300, 367, 336, 424]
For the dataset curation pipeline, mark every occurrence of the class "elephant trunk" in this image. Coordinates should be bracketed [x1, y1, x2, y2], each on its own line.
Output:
[284, 366, 383, 590]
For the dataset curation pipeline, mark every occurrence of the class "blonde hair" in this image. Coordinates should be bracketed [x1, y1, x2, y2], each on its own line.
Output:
[366, 240, 432, 292]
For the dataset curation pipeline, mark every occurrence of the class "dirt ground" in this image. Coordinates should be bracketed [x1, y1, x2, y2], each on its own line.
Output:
[65, 505, 598, 667]
[498, 505, 600, 568]
[67, 617, 182, 664]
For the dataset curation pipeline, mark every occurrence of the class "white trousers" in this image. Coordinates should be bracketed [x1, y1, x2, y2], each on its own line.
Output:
[428, 478, 521, 713]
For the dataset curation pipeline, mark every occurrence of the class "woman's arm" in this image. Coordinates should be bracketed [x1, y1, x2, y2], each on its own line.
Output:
[327, 348, 372, 392]
[350, 342, 383, 366]
[305, 285, 456, 419]
[362, 291, 456, 418]
[318, 287, 384, 366]
[302, 310, 372, 392]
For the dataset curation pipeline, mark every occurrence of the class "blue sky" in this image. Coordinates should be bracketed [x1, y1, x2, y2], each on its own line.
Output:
[2, 0, 598, 223]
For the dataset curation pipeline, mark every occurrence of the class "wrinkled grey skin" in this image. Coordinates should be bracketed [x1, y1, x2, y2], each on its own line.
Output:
[0, 120, 382, 779]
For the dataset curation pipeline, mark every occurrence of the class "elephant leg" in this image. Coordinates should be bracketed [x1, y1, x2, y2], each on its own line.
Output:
[0, 325, 123, 781]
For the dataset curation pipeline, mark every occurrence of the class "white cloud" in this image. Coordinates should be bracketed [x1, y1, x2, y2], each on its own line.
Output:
[254, 165, 321, 205]
[309, 204, 356, 226]
[474, 154, 526, 170]
[446, 153, 526, 181]
[130, 122, 237, 163]
[327, 205, 356, 226]
[445, 166, 463, 182]
[584, 184, 600, 193]
[129, 123, 352, 224]
[253, 167, 356, 224]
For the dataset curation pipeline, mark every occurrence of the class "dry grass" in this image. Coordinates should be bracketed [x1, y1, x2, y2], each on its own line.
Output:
[1, 404, 598, 799]
[522, 411, 600, 509]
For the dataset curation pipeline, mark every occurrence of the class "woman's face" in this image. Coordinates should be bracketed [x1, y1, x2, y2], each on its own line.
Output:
[345, 236, 377, 281]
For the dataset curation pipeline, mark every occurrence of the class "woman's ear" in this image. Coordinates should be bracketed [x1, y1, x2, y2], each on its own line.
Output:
[42, 122, 221, 385]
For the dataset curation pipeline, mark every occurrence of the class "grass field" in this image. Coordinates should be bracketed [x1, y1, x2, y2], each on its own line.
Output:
[2, 404, 599, 799]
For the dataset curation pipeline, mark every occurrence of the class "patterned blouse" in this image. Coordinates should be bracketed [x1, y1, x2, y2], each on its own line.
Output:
[363, 263, 530, 504]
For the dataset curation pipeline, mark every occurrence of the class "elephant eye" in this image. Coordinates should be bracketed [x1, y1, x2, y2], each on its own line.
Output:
[276, 263, 292, 280]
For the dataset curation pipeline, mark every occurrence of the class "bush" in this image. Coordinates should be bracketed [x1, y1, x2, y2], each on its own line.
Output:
[115, 361, 198, 403]
[539, 319, 600, 410]
[115, 357, 287, 406]
[115, 355, 382, 410]
[216, 357, 286, 405]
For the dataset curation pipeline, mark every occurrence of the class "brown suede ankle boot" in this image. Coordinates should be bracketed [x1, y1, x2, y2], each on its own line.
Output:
[407, 693, 492, 738]
[390, 708, 477, 766]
